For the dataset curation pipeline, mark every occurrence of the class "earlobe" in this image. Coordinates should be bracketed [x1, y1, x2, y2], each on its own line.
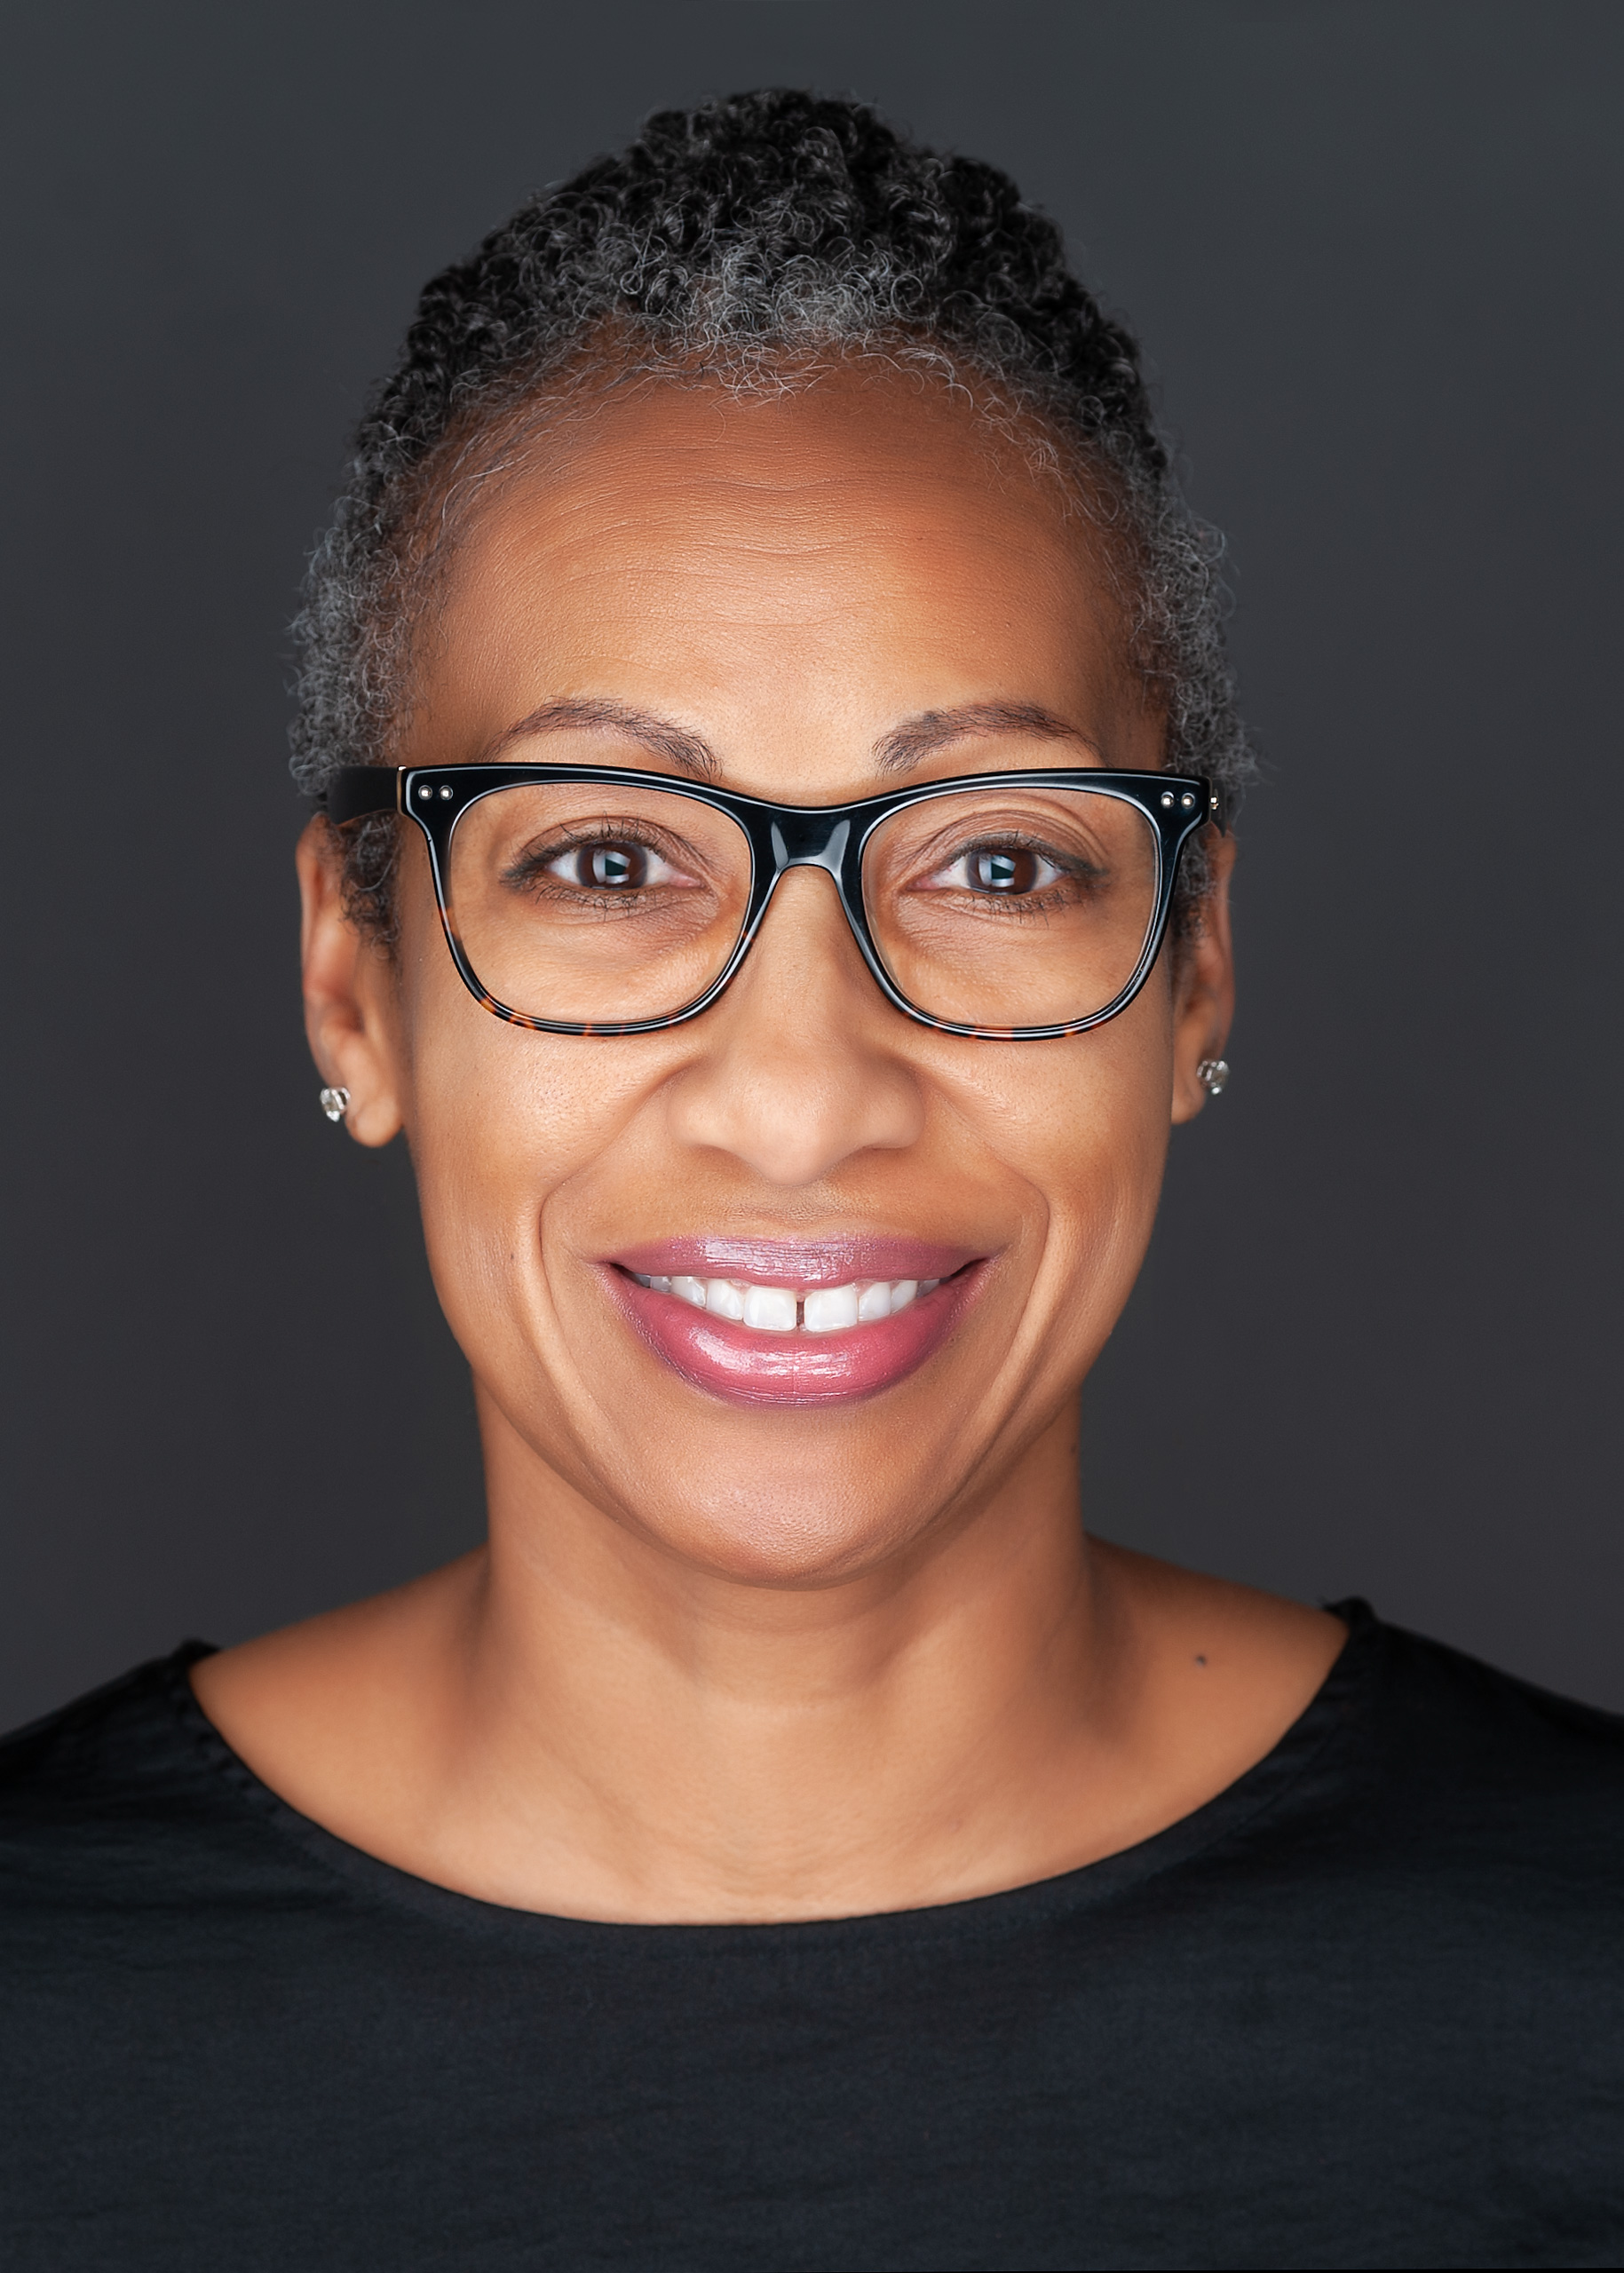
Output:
[1169, 832, 1237, 1127]
[296, 818, 405, 1148]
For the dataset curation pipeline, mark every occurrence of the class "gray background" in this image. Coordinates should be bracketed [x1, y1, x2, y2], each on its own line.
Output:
[2, 0, 1619, 1728]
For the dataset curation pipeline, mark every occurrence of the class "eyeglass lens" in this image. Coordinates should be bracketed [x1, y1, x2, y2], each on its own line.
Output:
[444, 781, 1160, 1030]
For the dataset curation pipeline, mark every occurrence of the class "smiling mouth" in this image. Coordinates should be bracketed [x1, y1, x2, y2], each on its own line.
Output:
[626, 1272, 942, 1334]
[606, 1245, 984, 1406]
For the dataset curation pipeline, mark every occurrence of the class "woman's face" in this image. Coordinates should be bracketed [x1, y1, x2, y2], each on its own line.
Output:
[303, 368, 1232, 1585]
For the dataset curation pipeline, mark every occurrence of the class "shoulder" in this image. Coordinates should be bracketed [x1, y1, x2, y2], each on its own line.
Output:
[1107, 1548, 1624, 1904]
[1205, 1602, 1624, 1966]
[1112, 1541, 1624, 1825]
[0, 1647, 273, 1914]
[0, 1648, 211, 1812]
[1353, 1610, 1624, 1830]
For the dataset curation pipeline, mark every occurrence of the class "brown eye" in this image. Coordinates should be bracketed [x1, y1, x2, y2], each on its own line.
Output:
[971, 848, 1034, 893]
[546, 840, 671, 890]
[931, 843, 1065, 896]
[588, 844, 640, 888]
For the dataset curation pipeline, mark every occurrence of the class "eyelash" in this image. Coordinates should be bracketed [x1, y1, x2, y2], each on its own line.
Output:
[931, 836, 1097, 891]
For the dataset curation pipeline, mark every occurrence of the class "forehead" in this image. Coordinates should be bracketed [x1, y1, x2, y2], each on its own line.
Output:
[415, 364, 1153, 793]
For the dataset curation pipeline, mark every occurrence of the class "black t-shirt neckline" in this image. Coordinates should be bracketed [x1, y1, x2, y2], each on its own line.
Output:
[157, 1598, 1376, 1950]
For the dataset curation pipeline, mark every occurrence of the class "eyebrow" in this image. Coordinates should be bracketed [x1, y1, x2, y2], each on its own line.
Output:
[485, 695, 1090, 782]
[486, 698, 719, 779]
[871, 702, 1096, 775]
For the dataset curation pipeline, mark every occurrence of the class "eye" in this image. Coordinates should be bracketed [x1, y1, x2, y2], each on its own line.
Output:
[935, 843, 1066, 896]
[543, 839, 677, 891]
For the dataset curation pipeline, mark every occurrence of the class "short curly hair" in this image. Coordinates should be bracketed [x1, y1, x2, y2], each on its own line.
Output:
[291, 88, 1251, 936]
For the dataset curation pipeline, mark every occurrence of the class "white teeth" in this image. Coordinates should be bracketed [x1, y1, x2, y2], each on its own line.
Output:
[803, 1283, 860, 1334]
[743, 1285, 797, 1333]
[636, 1270, 949, 1331]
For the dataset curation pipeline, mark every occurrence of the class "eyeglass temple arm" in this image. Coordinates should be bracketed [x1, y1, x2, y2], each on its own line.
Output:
[321, 768, 402, 824]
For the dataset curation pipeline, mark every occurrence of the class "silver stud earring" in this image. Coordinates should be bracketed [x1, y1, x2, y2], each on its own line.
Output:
[319, 1086, 352, 1123]
[1196, 1058, 1230, 1098]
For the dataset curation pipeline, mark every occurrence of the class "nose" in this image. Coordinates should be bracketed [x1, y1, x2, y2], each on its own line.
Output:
[663, 867, 926, 1186]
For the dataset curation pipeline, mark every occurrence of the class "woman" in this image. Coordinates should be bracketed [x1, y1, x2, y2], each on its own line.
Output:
[3, 90, 1620, 2271]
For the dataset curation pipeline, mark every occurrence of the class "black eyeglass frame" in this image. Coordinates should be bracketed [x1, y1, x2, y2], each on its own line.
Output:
[325, 762, 1225, 1041]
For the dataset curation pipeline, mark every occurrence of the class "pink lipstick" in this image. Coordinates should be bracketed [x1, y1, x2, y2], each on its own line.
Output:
[602, 1239, 984, 1406]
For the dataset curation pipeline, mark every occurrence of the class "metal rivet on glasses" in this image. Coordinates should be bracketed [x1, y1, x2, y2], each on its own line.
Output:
[439, 783, 454, 799]
[417, 783, 433, 800]
[1160, 791, 1174, 809]
[1180, 792, 1196, 809]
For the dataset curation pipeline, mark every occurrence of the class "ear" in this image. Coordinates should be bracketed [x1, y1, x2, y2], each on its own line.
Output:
[297, 818, 405, 1147]
[1169, 831, 1237, 1126]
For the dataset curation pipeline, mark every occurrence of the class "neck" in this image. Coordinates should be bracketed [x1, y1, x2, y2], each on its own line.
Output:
[191, 1394, 1346, 1923]
[431, 1386, 1114, 1921]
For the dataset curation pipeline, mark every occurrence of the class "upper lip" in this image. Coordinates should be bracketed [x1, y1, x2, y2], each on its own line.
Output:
[605, 1237, 980, 1287]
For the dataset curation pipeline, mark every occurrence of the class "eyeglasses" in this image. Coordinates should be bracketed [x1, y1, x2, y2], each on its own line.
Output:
[326, 763, 1224, 1039]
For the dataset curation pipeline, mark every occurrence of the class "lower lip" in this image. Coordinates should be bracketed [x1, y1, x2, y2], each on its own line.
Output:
[608, 1270, 980, 1407]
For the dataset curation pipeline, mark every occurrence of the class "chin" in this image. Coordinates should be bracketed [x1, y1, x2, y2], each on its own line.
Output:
[630, 1482, 933, 1590]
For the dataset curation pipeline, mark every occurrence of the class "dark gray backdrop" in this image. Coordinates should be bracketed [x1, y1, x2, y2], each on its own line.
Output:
[3, 0, 1619, 1729]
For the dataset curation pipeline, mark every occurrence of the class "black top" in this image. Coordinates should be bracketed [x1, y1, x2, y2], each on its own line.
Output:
[2, 1604, 1621, 2272]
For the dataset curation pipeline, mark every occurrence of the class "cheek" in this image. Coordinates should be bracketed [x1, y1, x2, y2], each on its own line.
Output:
[984, 991, 1174, 1366]
[414, 1027, 650, 1287]
[389, 888, 661, 1342]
